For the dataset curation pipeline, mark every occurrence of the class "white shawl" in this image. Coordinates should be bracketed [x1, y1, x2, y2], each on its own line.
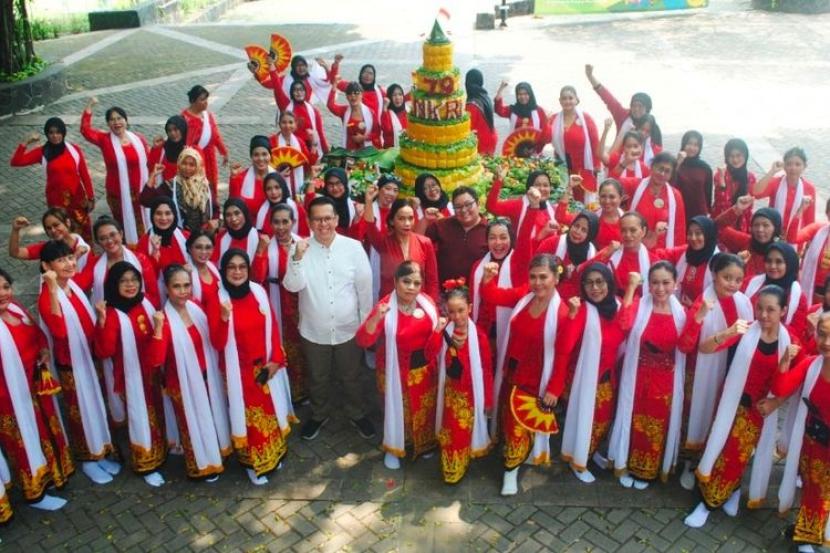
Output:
[342, 104, 374, 148]
[110, 132, 149, 244]
[773, 176, 804, 231]
[630, 177, 678, 248]
[551, 108, 595, 173]
[745, 274, 802, 326]
[799, 223, 830, 302]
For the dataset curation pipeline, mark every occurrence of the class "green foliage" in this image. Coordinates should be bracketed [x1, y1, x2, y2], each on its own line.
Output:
[0, 55, 46, 82]
[30, 14, 89, 41]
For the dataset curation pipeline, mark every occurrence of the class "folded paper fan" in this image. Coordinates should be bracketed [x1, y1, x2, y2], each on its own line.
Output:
[271, 146, 309, 169]
[245, 45, 270, 84]
[269, 33, 293, 74]
[501, 127, 543, 158]
[509, 386, 559, 434]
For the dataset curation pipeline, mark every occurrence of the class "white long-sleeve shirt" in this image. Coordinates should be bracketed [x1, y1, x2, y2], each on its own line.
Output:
[282, 233, 373, 345]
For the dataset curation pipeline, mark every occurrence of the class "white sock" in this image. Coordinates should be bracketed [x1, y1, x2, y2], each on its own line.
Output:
[619, 475, 634, 488]
[205, 475, 219, 483]
[572, 466, 596, 484]
[797, 475, 803, 488]
[384, 453, 401, 470]
[684, 502, 710, 528]
[82, 462, 113, 485]
[722, 489, 740, 517]
[797, 545, 815, 553]
[143, 471, 165, 487]
[680, 461, 696, 491]
[246, 468, 268, 486]
[501, 467, 519, 496]
[591, 451, 608, 470]
[421, 451, 435, 460]
[633, 478, 649, 490]
[30, 494, 67, 511]
[169, 444, 184, 456]
[97, 458, 121, 476]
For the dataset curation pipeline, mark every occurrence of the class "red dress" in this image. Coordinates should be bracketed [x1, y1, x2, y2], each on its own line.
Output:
[788, 220, 830, 302]
[356, 298, 443, 458]
[772, 356, 830, 546]
[623, 179, 687, 249]
[486, 178, 555, 241]
[466, 103, 497, 155]
[74, 250, 161, 309]
[715, 212, 766, 280]
[627, 311, 681, 481]
[268, 70, 330, 154]
[148, 144, 178, 182]
[136, 231, 189, 275]
[607, 150, 650, 183]
[381, 110, 407, 149]
[181, 108, 228, 196]
[94, 304, 167, 473]
[0, 306, 74, 500]
[755, 175, 816, 232]
[228, 168, 266, 216]
[10, 143, 94, 241]
[436, 324, 493, 483]
[326, 89, 381, 151]
[549, 112, 601, 198]
[494, 99, 548, 133]
[712, 168, 755, 233]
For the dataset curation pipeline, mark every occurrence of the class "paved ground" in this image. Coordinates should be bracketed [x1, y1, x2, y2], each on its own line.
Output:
[0, 0, 828, 550]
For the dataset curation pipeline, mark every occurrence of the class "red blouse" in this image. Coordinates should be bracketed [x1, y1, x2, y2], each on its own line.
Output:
[94, 303, 161, 394]
[439, 325, 494, 410]
[10, 143, 94, 207]
[80, 110, 149, 197]
[37, 284, 95, 367]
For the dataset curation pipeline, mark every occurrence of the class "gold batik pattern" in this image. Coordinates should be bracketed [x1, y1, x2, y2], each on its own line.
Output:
[440, 448, 471, 484]
[0, 494, 11, 523]
[795, 446, 830, 545]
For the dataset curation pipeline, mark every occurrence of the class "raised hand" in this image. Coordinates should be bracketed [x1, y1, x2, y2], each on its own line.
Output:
[769, 160, 784, 174]
[293, 239, 309, 261]
[569, 174, 583, 189]
[627, 271, 642, 288]
[257, 233, 271, 253]
[735, 194, 753, 213]
[374, 302, 391, 322]
[230, 161, 243, 176]
[43, 270, 59, 290]
[435, 316, 448, 332]
[695, 298, 715, 322]
[364, 183, 379, 203]
[527, 186, 542, 208]
[220, 301, 232, 322]
[149, 234, 162, 259]
[603, 118, 613, 131]
[567, 296, 581, 318]
[24, 132, 40, 146]
[153, 136, 165, 148]
[94, 300, 107, 323]
[730, 319, 751, 337]
[12, 216, 30, 230]
[482, 262, 500, 283]
[152, 310, 165, 332]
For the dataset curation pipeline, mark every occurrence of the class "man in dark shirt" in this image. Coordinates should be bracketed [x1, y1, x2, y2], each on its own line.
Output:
[425, 186, 489, 282]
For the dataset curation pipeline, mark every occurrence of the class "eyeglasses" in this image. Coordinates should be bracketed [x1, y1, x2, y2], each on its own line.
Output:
[584, 279, 608, 288]
[311, 215, 337, 224]
[452, 200, 477, 212]
[119, 276, 140, 284]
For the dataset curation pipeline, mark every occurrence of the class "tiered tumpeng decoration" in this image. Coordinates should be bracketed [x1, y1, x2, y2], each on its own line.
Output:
[395, 21, 484, 192]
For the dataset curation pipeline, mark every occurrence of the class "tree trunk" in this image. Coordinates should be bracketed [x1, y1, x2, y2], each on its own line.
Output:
[0, 0, 35, 76]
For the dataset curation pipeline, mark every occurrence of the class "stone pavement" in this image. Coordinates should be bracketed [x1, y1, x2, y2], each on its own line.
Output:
[0, 0, 829, 550]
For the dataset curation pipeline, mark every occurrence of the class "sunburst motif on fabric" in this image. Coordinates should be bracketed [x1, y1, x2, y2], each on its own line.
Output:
[509, 387, 559, 434]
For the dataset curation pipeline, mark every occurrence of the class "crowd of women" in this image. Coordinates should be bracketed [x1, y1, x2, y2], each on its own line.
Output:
[4, 56, 828, 552]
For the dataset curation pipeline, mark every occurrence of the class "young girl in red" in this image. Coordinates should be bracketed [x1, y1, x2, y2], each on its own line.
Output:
[381, 84, 408, 149]
[712, 139, 755, 232]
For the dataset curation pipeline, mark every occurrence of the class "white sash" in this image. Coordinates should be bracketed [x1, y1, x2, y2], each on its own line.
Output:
[240, 167, 258, 201]
[697, 321, 788, 506]
[675, 247, 719, 301]
[745, 274, 802, 326]
[608, 294, 686, 478]
[561, 301, 617, 470]
[643, 137, 655, 166]
[189, 261, 220, 304]
[510, 109, 541, 131]
[266, 235, 299, 334]
[256, 198, 300, 236]
[299, 101, 323, 158]
[275, 133, 304, 196]
[631, 177, 677, 248]
[164, 301, 227, 469]
[382, 293, 438, 456]
[436, 320, 490, 455]
[685, 287, 754, 449]
[342, 104, 374, 148]
[552, 108, 594, 172]
[800, 223, 830, 301]
[553, 234, 597, 266]
[369, 202, 382, 303]
[0, 304, 48, 480]
[41, 142, 81, 179]
[609, 244, 650, 283]
[516, 196, 556, 241]
[389, 110, 403, 148]
[110, 132, 149, 244]
[197, 111, 212, 149]
[219, 227, 258, 261]
[73, 234, 91, 272]
[148, 227, 188, 267]
[492, 292, 561, 464]
[773, 176, 803, 230]
[113, 299, 156, 453]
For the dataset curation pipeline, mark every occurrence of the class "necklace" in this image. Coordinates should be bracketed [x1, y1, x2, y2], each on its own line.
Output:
[399, 301, 416, 315]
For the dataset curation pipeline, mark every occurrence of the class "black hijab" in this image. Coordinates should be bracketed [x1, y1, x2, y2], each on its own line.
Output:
[414, 173, 449, 210]
[511, 82, 538, 119]
[680, 131, 711, 172]
[750, 208, 781, 255]
[290, 80, 306, 103]
[104, 261, 145, 313]
[220, 248, 251, 300]
[567, 211, 599, 266]
[724, 138, 750, 202]
[290, 55, 308, 83]
[322, 167, 351, 230]
[465, 69, 494, 130]
[223, 198, 253, 240]
[685, 215, 718, 267]
[42, 117, 67, 162]
[263, 172, 291, 208]
[359, 64, 377, 92]
[581, 263, 618, 319]
[630, 92, 652, 126]
[163, 115, 188, 163]
[249, 135, 271, 157]
[150, 196, 178, 246]
[764, 242, 799, 291]
[386, 83, 406, 114]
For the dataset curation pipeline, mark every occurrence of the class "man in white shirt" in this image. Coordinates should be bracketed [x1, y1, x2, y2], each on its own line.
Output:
[283, 196, 376, 440]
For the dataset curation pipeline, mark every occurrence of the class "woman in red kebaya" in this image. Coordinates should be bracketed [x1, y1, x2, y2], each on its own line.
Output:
[267, 62, 329, 157]
[185, 231, 221, 307]
[557, 177, 624, 251]
[10, 117, 95, 241]
[607, 261, 687, 490]
[360, 185, 439, 302]
[327, 80, 380, 151]
[254, 172, 308, 238]
[0, 268, 74, 511]
[480, 255, 570, 495]
[94, 262, 167, 487]
[685, 285, 801, 528]
[356, 261, 442, 470]
[326, 58, 386, 122]
[434, 284, 493, 484]
[712, 139, 755, 233]
[752, 147, 816, 233]
[674, 131, 713, 220]
[773, 312, 830, 552]
[148, 116, 188, 184]
[268, 111, 316, 196]
[677, 253, 754, 490]
[81, 97, 149, 245]
[38, 241, 119, 485]
[8, 208, 91, 271]
[624, 152, 686, 249]
[535, 210, 599, 301]
[209, 249, 293, 485]
[182, 85, 229, 198]
[412, 173, 454, 228]
[228, 136, 272, 215]
[585, 64, 654, 141]
[355, 175, 401, 303]
[487, 167, 557, 246]
[156, 265, 229, 481]
[716, 203, 782, 282]
[136, 197, 189, 277]
[465, 69, 497, 156]
[600, 212, 656, 297]
[494, 81, 547, 136]
[381, 84, 408, 149]
[558, 264, 638, 483]
[667, 216, 719, 307]
[214, 198, 261, 262]
[251, 204, 308, 402]
[600, 129, 650, 187]
[550, 86, 600, 202]
[789, 197, 829, 305]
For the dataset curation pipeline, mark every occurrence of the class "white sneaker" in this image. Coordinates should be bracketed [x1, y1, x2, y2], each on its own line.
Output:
[205, 475, 219, 483]
[591, 451, 608, 470]
[679, 461, 696, 491]
[619, 475, 634, 488]
[572, 466, 596, 484]
[384, 453, 401, 470]
[246, 468, 268, 486]
[633, 479, 649, 490]
[684, 502, 710, 528]
[82, 462, 113, 485]
[143, 472, 165, 487]
[797, 545, 815, 553]
[30, 494, 67, 511]
[722, 490, 740, 517]
[501, 468, 519, 496]
[97, 458, 121, 476]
